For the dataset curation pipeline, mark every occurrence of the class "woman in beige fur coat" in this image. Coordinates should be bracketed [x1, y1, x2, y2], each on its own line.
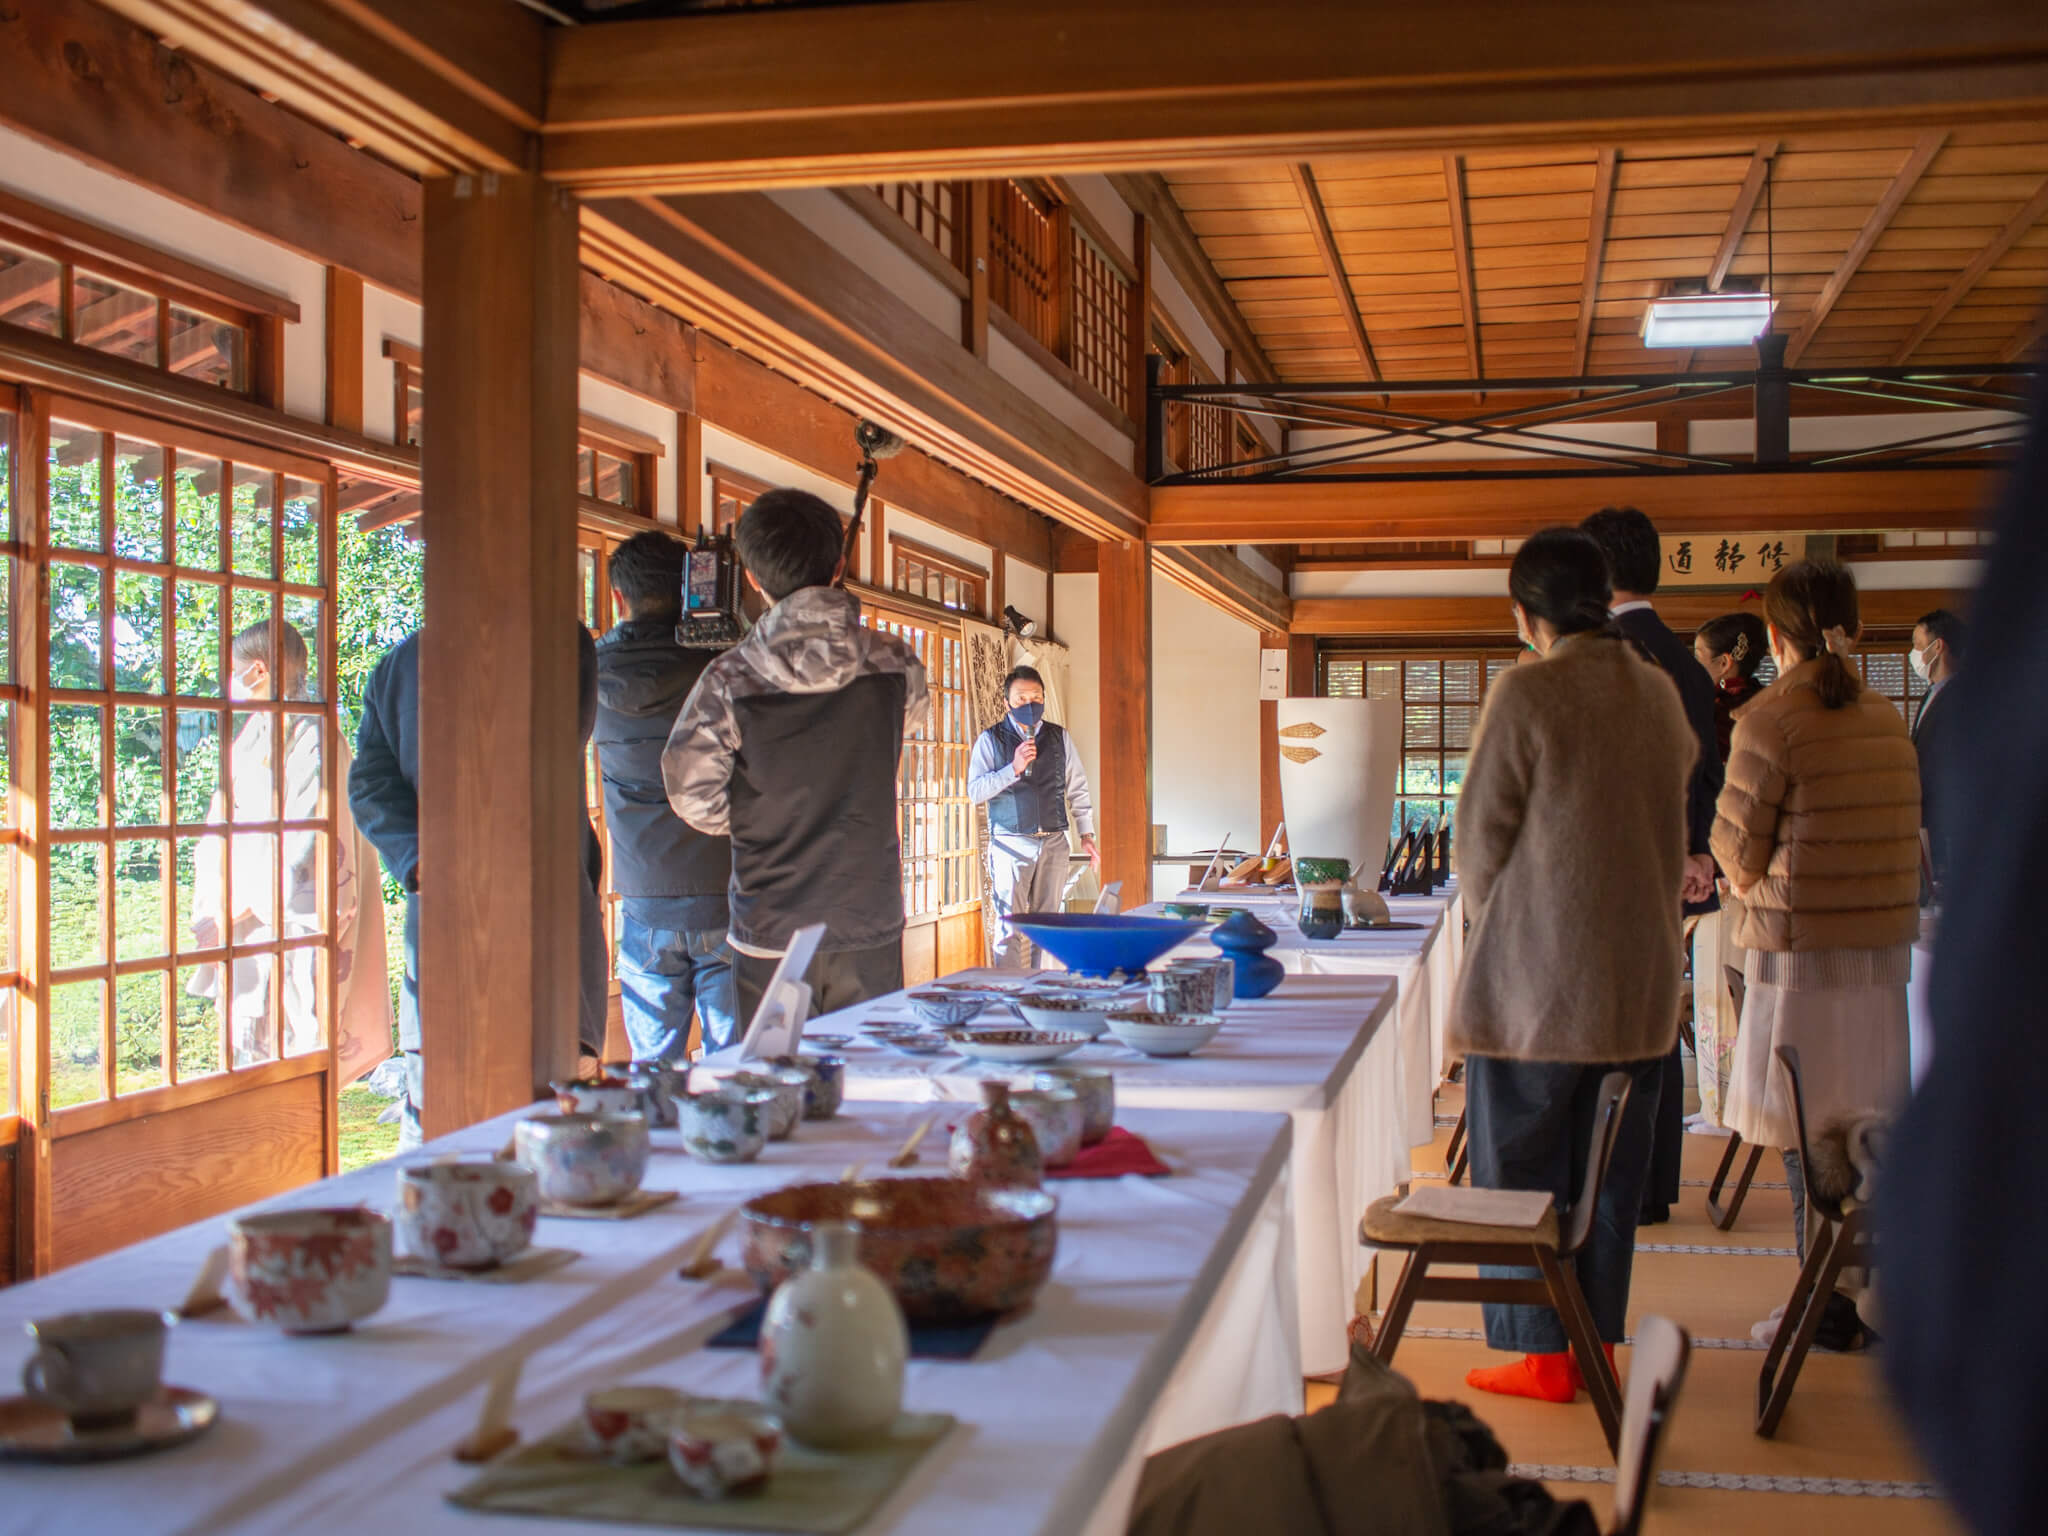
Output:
[1448, 527, 1694, 1408]
[1711, 559, 1920, 1339]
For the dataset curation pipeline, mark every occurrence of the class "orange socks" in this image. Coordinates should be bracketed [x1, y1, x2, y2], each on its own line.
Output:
[1465, 1351, 1577, 1404]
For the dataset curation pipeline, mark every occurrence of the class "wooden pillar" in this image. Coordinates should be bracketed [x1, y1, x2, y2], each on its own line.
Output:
[1126, 212, 1151, 426]
[678, 410, 705, 534]
[1259, 628, 1285, 850]
[1098, 537, 1152, 902]
[324, 268, 364, 434]
[419, 172, 581, 1139]
[964, 181, 990, 362]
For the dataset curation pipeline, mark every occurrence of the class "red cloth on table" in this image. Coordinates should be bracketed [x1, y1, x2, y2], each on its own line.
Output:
[1046, 1126, 1171, 1180]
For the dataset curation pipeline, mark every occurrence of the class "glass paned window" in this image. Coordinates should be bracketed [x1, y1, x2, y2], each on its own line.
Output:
[0, 242, 61, 334]
[113, 437, 165, 562]
[71, 271, 157, 365]
[167, 305, 247, 391]
[47, 421, 103, 551]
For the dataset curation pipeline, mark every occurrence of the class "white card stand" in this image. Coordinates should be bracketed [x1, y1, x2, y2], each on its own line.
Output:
[1093, 881, 1123, 915]
[699, 923, 824, 1067]
[1195, 833, 1234, 892]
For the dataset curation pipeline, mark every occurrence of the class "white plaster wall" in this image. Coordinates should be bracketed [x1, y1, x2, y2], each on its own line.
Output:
[360, 284, 422, 445]
[767, 189, 965, 339]
[1294, 567, 1513, 599]
[1236, 546, 1285, 589]
[1150, 254, 1228, 383]
[1062, 176, 1137, 266]
[986, 330, 1137, 468]
[1846, 558, 1983, 592]
[1150, 572, 1261, 898]
[889, 508, 998, 590]
[0, 125, 326, 421]
[1005, 559, 1049, 632]
[579, 375, 680, 526]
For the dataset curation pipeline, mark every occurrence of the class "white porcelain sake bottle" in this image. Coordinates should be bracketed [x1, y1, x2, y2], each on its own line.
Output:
[759, 1221, 909, 1449]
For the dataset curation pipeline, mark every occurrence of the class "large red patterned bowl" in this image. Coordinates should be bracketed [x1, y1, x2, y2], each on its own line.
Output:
[740, 1178, 1057, 1324]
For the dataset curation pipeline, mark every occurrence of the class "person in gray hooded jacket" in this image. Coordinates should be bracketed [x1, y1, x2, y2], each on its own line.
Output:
[662, 489, 929, 1023]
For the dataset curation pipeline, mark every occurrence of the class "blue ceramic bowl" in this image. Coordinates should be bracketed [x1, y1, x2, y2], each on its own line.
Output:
[1006, 914, 1204, 978]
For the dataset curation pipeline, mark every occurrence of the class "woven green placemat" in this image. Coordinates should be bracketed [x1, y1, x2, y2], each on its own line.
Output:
[448, 1409, 956, 1533]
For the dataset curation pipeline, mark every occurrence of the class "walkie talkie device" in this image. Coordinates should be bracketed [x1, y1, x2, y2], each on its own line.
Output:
[676, 528, 747, 650]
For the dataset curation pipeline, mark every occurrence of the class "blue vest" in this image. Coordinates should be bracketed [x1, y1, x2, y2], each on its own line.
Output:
[986, 718, 1069, 834]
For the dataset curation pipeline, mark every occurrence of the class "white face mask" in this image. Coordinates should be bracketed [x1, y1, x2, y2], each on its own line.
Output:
[230, 668, 262, 701]
[1909, 646, 1933, 682]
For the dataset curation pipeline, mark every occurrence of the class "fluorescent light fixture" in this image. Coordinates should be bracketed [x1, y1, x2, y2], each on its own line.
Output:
[1640, 292, 1775, 348]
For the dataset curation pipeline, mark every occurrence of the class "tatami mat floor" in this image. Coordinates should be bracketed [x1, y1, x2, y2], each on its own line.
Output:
[1306, 1081, 1962, 1536]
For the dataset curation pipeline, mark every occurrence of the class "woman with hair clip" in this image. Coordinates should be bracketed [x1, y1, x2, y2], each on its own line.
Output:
[1688, 609, 1771, 1131]
[1711, 560, 1920, 1347]
[1447, 527, 1695, 1406]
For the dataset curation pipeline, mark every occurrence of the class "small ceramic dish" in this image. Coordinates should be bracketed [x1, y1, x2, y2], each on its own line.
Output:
[1007, 1085, 1085, 1167]
[1105, 1011, 1225, 1058]
[762, 1054, 845, 1121]
[905, 990, 989, 1028]
[722, 1071, 805, 1141]
[550, 1077, 643, 1118]
[944, 1028, 1090, 1065]
[0, 1388, 220, 1463]
[803, 1033, 853, 1050]
[1033, 1064, 1115, 1145]
[1011, 992, 1115, 1039]
[583, 1384, 686, 1464]
[667, 1400, 782, 1500]
[514, 1112, 651, 1206]
[876, 1029, 950, 1056]
[1035, 972, 1137, 993]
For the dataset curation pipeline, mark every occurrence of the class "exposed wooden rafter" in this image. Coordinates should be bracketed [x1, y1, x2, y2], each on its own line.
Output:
[1108, 172, 1274, 382]
[1708, 145, 1779, 293]
[1892, 174, 2048, 363]
[2003, 312, 2048, 364]
[1154, 545, 1291, 633]
[1787, 132, 1946, 366]
[1570, 148, 1619, 377]
[1290, 164, 1378, 380]
[539, 1, 2048, 193]
[1441, 155, 1483, 380]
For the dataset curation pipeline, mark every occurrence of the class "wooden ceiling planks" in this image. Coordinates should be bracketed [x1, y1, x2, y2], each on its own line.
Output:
[1165, 123, 2048, 386]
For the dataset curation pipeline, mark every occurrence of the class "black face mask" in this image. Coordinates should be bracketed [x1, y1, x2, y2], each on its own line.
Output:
[1007, 700, 1045, 731]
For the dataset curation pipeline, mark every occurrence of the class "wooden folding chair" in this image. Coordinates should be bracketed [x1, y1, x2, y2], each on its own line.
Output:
[1704, 1134, 1765, 1229]
[1360, 1071, 1635, 1455]
[1755, 1045, 1877, 1437]
[1611, 1316, 1693, 1536]
[1444, 1106, 1469, 1185]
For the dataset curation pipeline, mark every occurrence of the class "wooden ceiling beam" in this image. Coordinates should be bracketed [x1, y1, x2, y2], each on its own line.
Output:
[1290, 164, 1379, 380]
[539, 1, 2048, 193]
[1441, 155, 1484, 379]
[1154, 545, 1292, 633]
[93, 0, 538, 175]
[1150, 467, 1998, 544]
[1787, 132, 1946, 366]
[1293, 587, 1962, 638]
[1570, 148, 1619, 376]
[1892, 175, 2048, 363]
[1108, 172, 1275, 382]
[1707, 145, 1779, 293]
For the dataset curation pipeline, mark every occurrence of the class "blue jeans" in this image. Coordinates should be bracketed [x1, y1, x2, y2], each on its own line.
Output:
[398, 894, 423, 1152]
[617, 913, 738, 1062]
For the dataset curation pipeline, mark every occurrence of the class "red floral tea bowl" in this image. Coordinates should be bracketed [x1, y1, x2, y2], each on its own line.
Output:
[582, 1384, 686, 1464]
[667, 1401, 782, 1500]
[741, 1178, 1057, 1324]
[228, 1207, 392, 1334]
[395, 1158, 538, 1269]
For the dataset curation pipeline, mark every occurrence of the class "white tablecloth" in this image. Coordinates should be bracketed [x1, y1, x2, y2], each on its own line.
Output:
[0, 1103, 1296, 1536]
[831, 971, 1397, 1376]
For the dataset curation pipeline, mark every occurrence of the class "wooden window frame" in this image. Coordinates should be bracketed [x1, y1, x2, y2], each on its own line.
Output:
[0, 190, 291, 408]
[706, 461, 774, 537]
[888, 533, 988, 618]
[382, 338, 423, 449]
[851, 184, 973, 294]
[577, 414, 662, 532]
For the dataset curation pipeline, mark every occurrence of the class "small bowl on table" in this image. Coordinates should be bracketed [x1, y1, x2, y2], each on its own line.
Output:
[673, 1086, 769, 1164]
[945, 1028, 1090, 1066]
[1008, 1084, 1086, 1168]
[668, 1400, 783, 1500]
[550, 1075, 644, 1118]
[1105, 1010, 1225, 1058]
[875, 1028, 949, 1056]
[1033, 1064, 1116, 1145]
[514, 1112, 651, 1206]
[1012, 992, 1115, 1039]
[583, 1384, 687, 1465]
[228, 1207, 392, 1333]
[762, 1053, 846, 1121]
[905, 990, 990, 1029]
[396, 1157, 538, 1269]
[719, 1071, 805, 1141]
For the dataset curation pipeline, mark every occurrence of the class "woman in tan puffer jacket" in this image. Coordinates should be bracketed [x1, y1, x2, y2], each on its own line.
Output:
[1710, 560, 1920, 1311]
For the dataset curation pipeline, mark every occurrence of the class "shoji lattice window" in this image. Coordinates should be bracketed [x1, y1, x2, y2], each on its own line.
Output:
[1069, 229, 1131, 416]
[990, 181, 1061, 357]
[872, 183, 967, 270]
[860, 605, 978, 923]
[890, 537, 987, 616]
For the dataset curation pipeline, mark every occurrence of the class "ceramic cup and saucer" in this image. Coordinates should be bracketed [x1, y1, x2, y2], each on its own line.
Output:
[0, 1308, 219, 1463]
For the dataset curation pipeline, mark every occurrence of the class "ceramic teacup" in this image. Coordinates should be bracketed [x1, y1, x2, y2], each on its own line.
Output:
[1147, 963, 1217, 1015]
[396, 1157, 538, 1268]
[1033, 1064, 1115, 1145]
[673, 1086, 768, 1164]
[583, 1384, 686, 1464]
[624, 1062, 691, 1128]
[515, 1112, 650, 1206]
[550, 1074, 644, 1118]
[229, 1206, 393, 1333]
[764, 1053, 846, 1121]
[1008, 1085, 1086, 1168]
[723, 1071, 804, 1141]
[668, 1403, 783, 1500]
[21, 1309, 173, 1427]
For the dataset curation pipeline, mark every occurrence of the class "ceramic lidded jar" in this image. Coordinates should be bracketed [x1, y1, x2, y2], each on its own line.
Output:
[760, 1221, 908, 1450]
[948, 1080, 1043, 1188]
[1211, 910, 1285, 998]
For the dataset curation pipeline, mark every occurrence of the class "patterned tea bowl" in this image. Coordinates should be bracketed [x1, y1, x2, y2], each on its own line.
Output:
[904, 990, 989, 1028]
[583, 1384, 687, 1465]
[1106, 1010, 1225, 1058]
[550, 1075, 644, 1118]
[668, 1400, 782, 1500]
[741, 1178, 1058, 1324]
[228, 1206, 392, 1334]
[1033, 1065, 1115, 1146]
[673, 1086, 768, 1164]
[722, 1071, 805, 1141]
[764, 1053, 846, 1120]
[1012, 992, 1116, 1039]
[624, 1062, 692, 1128]
[514, 1112, 650, 1207]
[1007, 1085, 1086, 1168]
[395, 1157, 538, 1269]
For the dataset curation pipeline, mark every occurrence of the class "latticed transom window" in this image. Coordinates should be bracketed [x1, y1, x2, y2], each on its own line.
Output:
[891, 538, 987, 616]
[1069, 229, 1132, 416]
[872, 182, 966, 270]
[40, 402, 335, 1110]
[990, 181, 1061, 357]
[860, 607, 979, 923]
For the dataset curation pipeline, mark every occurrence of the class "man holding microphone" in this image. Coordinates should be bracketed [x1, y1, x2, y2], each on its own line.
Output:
[968, 665, 1099, 968]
